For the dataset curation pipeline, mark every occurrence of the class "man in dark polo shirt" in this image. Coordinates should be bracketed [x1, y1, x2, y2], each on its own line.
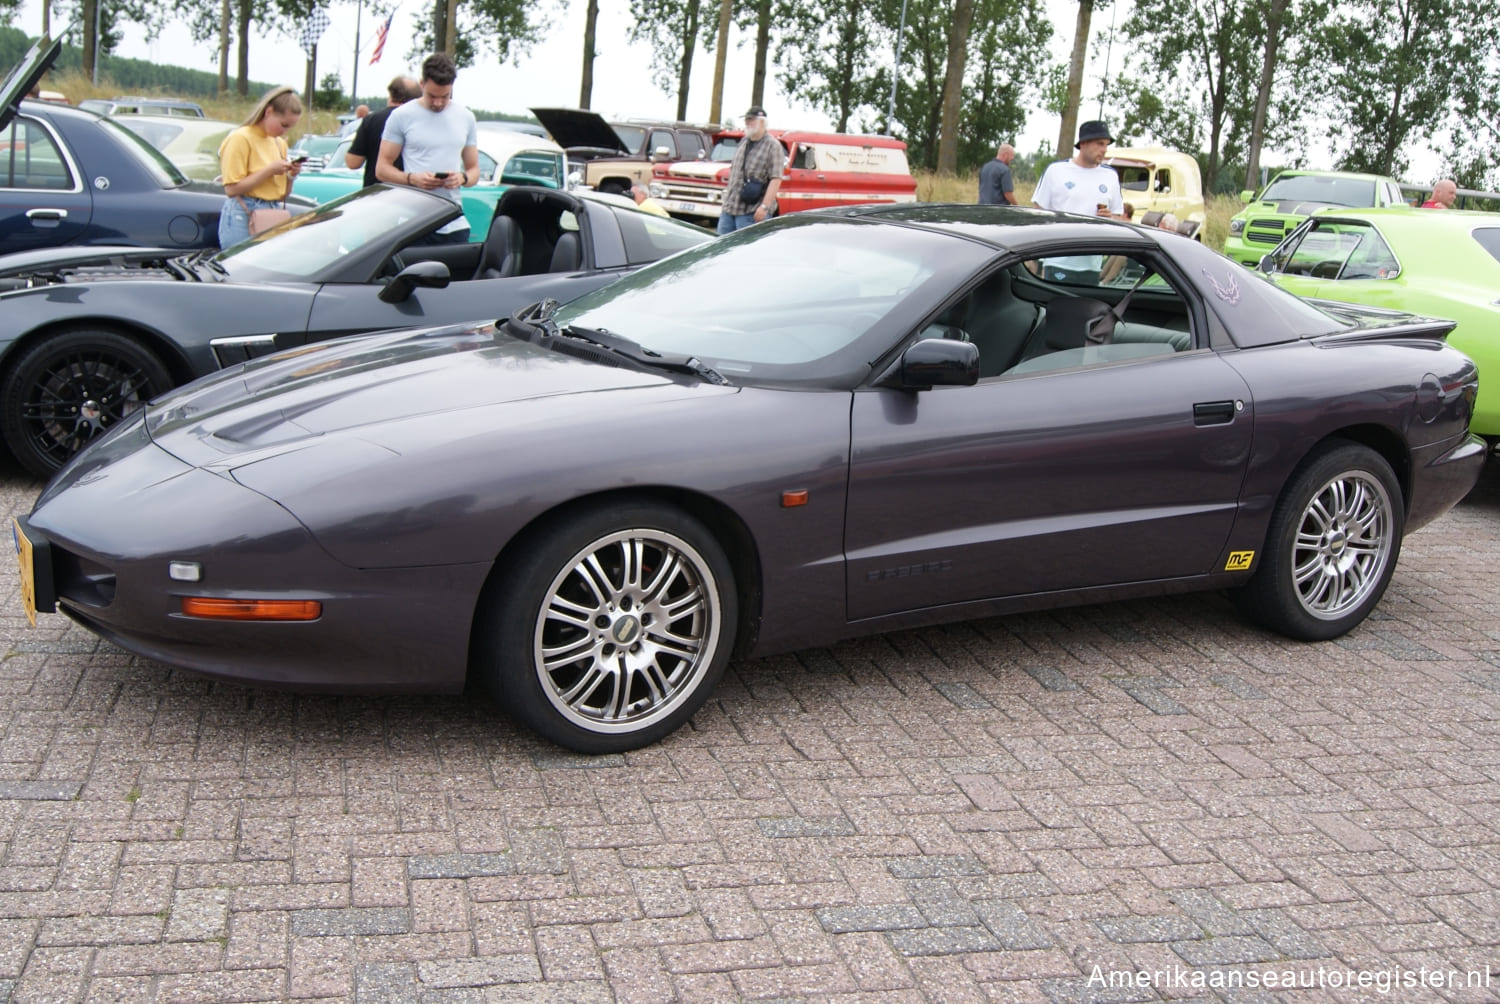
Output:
[717, 106, 785, 235]
[345, 75, 421, 188]
[978, 143, 1017, 205]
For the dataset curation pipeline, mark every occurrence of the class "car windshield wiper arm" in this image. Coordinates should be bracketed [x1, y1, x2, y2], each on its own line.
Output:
[556, 323, 730, 386]
[502, 302, 729, 385]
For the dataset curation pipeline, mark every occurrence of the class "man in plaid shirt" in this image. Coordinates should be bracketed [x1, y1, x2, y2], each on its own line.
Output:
[717, 106, 786, 235]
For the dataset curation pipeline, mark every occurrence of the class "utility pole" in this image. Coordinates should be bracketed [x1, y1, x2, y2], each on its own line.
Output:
[350, 0, 362, 111]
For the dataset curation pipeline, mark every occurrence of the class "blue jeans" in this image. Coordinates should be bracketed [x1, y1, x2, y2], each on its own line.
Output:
[716, 212, 756, 235]
[218, 195, 280, 250]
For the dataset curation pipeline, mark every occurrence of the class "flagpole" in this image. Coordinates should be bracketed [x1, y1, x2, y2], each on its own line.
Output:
[350, 0, 362, 112]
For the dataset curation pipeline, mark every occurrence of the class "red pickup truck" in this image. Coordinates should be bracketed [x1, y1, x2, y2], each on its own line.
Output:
[648, 130, 917, 224]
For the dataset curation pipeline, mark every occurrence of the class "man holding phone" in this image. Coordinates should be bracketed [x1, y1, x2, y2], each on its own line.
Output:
[376, 52, 479, 244]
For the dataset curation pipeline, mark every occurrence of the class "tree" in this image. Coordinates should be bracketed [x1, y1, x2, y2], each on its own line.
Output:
[934, 0, 975, 174]
[1054, 0, 1098, 164]
[1308, 0, 1500, 179]
[774, 0, 884, 133]
[412, 0, 547, 68]
[628, 0, 713, 120]
[579, 0, 598, 107]
[315, 70, 344, 108]
[1108, 0, 1263, 193]
[878, 0, 1053, 172]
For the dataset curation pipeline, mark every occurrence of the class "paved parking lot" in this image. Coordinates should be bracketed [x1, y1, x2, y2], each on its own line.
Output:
[2, 452, 1498, 1003]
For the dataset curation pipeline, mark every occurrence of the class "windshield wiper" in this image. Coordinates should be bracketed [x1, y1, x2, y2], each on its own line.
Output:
[503, 301, 730, 385]
[188, 249, 229, 278]
[556, 323, 730, 385]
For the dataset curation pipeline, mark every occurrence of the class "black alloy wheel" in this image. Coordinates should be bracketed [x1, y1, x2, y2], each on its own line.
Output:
[0, 330, 173, 479]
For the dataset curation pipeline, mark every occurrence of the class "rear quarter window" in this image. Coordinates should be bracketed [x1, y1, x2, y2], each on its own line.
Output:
[1473, 227, 1500, 265]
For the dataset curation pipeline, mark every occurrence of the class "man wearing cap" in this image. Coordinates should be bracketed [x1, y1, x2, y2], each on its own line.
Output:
[718, 106, 785, 235]
[1032, 120, 1124, 218]
[1031, 121, 1124, 283]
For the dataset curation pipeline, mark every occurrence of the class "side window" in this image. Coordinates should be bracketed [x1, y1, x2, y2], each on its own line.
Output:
[677, 130, 706, 159]
[1155, 169, 1172, 193]
[648, 130, 677, 159]
[791, 145, 816, 171]
[2, 119, 74, 190]
[478, 151, 498, 180]
[997, 254, 1194, 377]
[1118, 166, 1150, 192]
[1273, 221, 1395, 280]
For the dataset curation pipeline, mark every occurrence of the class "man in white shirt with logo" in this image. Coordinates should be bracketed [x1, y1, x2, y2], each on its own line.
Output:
[1031, 120, 1124, 282]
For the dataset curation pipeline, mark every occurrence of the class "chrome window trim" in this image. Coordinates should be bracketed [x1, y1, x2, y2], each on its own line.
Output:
[1, 113, 85, 195]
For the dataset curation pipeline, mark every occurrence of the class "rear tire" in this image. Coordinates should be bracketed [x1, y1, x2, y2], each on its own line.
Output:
[1, 329, 173, 479]
[475, 501, 737, 753]
[1234, 441, 1403, 640]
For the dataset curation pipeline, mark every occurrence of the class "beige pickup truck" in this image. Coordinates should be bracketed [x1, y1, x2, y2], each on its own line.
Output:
[531, 108, 716, 196]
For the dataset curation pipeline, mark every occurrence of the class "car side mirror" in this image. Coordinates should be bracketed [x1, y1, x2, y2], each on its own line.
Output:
[652, 146, 672, 161]
[1239, 189, 1254, 202]
[379, 260, 451, 303]
[1257, 254, 1276, 274]
[899, 338, 979, 390]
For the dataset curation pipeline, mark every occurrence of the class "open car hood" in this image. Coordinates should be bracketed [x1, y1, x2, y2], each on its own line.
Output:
[530, 107, 630, 155]
[0, 31, 63, 133]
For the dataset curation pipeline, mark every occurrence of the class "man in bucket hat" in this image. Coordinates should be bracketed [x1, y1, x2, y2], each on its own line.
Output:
[1032, 120, 1124, 219]
[1030, 120, 1125, 283]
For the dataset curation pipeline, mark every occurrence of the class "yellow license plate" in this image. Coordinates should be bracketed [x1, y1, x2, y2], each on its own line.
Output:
[13, 517, 37, 627]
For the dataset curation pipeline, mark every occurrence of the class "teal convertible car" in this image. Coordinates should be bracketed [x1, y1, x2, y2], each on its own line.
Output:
[293, 126, 569, 240]
[1261, 207, 1500, 435]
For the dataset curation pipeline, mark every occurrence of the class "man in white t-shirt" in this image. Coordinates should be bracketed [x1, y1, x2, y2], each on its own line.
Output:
[1031, 120, 1124, 282]
[376, 52, 480, 244]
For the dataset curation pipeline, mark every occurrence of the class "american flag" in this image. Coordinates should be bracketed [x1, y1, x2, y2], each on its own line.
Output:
[298, 7, 331, 58]
[369, 12, 394, 65]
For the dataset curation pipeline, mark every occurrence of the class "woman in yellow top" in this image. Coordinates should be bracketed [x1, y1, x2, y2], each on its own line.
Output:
[217, 86, 304, 248]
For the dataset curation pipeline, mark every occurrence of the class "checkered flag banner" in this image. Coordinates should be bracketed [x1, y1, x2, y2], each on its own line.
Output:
[299, 7, 331, 57]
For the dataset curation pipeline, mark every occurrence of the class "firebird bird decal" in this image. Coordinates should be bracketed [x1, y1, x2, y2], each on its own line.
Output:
[1203, 268, 1242, 306]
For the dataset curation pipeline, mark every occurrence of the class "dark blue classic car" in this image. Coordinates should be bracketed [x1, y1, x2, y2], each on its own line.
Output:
[1, 33, 226, 254]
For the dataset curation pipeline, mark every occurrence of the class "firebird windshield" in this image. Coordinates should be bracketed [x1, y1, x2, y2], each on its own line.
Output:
[552, 216, 981, 387]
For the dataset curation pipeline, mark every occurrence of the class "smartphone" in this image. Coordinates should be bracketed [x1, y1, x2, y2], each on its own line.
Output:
[290, 153, 309, 163]
[433, 171, 451, 179]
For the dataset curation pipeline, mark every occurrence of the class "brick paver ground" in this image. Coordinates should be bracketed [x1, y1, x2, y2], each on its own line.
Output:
[1, 451, 1498, 1002]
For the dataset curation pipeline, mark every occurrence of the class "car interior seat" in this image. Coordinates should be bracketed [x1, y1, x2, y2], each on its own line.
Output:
[1020, 297, 1117, 360]
[548, 232, 581, 272]
[1138, 210, 1164, 228]
[474, 215, 523, 280]
[957, 271, 1043, 378]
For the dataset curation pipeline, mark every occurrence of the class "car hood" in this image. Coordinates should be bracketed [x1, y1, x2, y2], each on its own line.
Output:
[143, 321, 712, 472]
[662, 161, 725, 180]
[530, 107, 630, 155]
[0, 245, 174, 276]
[1, 33, 62, 133]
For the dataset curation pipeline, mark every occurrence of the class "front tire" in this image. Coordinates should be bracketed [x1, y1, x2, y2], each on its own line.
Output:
[477, 501, 737, 753]
[1, 330, 173, 479]
[1234, 442, 1403, 640]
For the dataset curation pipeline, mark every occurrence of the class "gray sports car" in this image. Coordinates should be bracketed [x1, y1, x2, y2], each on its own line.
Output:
[0, 183, 711, 477]
[13, 205, 1487, 752]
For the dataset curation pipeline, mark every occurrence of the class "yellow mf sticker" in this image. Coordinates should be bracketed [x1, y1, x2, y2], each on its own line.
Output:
[1225, 550, 1255, 571]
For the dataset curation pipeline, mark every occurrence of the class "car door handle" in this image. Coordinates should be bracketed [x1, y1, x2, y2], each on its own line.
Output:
[26, 208, 68, 222]
[1193, 400, 1239, 426]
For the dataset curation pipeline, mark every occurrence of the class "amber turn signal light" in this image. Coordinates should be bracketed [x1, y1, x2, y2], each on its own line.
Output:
[180, 597, 322, 621]
[781, 489, 809, 508]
